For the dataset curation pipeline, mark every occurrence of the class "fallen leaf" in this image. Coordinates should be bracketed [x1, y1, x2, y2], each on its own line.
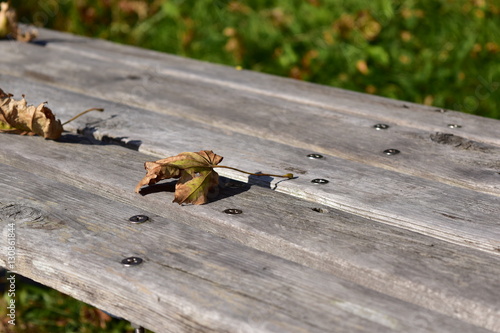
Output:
[0, 89, 104, 140]
[172, 151, 223, 205]
[0, 2, 37, 42]
[0, 89, 63, 139]
[136, 151, 294, 205]
[0, 3, 8, 38]
[135, 150, 223, 205]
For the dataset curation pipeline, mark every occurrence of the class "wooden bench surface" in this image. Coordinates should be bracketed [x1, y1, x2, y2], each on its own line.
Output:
[1, 28, 499, 332]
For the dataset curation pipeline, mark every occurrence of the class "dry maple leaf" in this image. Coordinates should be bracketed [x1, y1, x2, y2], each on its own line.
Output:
[0, 88, 103, 140]
[135, 150, 294, 205]
[0, 89, 63, 139]
[135, 150, 223, 205]
[0, 2, 37, 42]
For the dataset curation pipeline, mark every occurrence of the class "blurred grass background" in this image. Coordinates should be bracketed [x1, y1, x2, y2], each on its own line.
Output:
[1, 271, 141, 332]
[2, 0, 499, 332]
[10, 0, 500, 119]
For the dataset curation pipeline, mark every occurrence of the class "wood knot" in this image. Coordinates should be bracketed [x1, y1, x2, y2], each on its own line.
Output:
[0, 203, 44, 223]
[429, 132, 490, 152]
[0, 203, 65, 229]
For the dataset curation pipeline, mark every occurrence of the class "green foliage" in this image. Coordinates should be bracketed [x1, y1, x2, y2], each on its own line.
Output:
[11, 0, 500, 119]
[0, 273, 140, 332]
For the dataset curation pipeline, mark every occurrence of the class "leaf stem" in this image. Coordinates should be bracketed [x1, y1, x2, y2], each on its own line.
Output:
[62, 108, 104, 126]
[214, 165, 293, 179]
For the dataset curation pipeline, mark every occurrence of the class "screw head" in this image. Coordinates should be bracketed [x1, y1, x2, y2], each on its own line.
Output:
[383, 149, 400, 156]
[307, 153, 324, 159]
[121, 257, 143, 266]
[373, 124, 390, 130]
[129, 215, 149, 224]
[447, 124, 462, 128]
[311, 178, 329, 184]
[223, 208, 243, 215]
[436, 108, 447, 113]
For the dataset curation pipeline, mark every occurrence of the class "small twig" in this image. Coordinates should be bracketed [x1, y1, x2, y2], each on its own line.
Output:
[62, 108, 104, 126]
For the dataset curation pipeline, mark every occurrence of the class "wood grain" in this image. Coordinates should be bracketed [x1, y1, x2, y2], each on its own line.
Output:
[3, 161, 495, 332]
[1, 32, 500, 200]
[23, 28, 500, 144]
[0, 134, 499, 332]
[1, 28, 500, 332]
[2, 75, 500, 257]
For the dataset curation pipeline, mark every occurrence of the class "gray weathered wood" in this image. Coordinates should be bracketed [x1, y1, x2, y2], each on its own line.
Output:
[1, 30, 500, 198]
[1, 28, 500, 332]
[2, 148, 495, 333]
[0, 134, 499, 332]
[8, 28, 500, 142]
[2, 75, 500, 257]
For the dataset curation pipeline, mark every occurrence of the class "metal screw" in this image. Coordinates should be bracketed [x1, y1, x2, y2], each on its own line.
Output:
[373, 124, 390, 130]
[224, 208, 243, 215]
[447, 124, 462, 128]
[129, 215, 149, 224]
[383, 149, 400, 155]
[436, 108, 447, 113]
[121, 257, 143, 266]
[307, 153, 324, 159]
[311, 179, 329, 184]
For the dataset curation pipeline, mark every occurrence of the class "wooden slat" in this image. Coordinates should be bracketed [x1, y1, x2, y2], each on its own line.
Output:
[1, 134, 499, 332]
[3, 140, 496, 333]
[3, 75, 500, 257]
[2, 166, 448, 333]
[18, 28, 500, 143]
[0, 35, 500, 195]
[1, 31, 500, 199]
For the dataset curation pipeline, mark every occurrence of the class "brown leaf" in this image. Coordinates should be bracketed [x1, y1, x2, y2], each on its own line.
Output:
[0, 89, 63, 139]
[0, 2, 37, 42]
[135, 150, 223, 205]
[133, 159, 183, 193]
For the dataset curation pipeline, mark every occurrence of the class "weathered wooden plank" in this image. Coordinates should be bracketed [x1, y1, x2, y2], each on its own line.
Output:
[2, 76, 499, 258]
[1, 134, 499, 332]
[18, 28, 500, 144]
[1, 31, 500, 199]
[3, 161, 495, 333]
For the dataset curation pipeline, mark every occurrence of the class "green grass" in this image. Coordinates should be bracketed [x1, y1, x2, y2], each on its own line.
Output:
[0, 272, 142, 333]
[11, 0, 500, 119]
